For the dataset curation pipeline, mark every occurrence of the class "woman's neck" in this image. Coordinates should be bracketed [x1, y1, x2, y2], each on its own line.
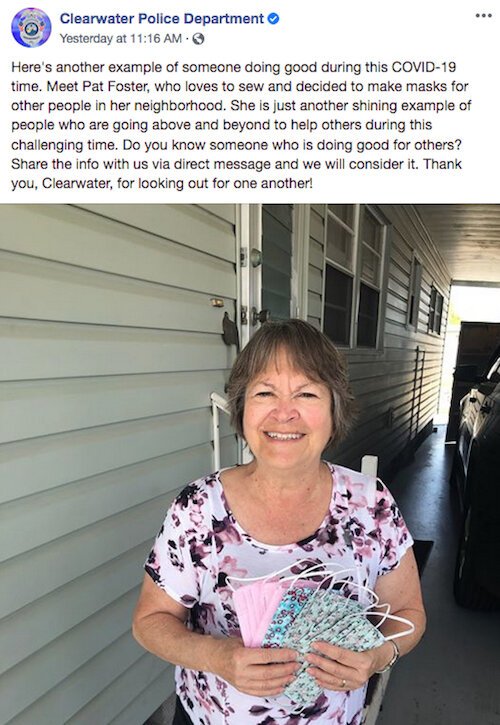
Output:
[220, 459, 333, 546]
[243, 459, 330, 500]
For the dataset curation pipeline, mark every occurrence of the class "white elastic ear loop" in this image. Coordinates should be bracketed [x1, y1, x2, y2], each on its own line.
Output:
[323, 571, 353, 600]
[327, 576, 380, 610]
[225, 558, 313, 591]
[280, 563, 333, 598]
[381, 613, 416, 640]
[267, 566, 350, 616]
[342, 566, 380, 607]
[283, 561, 357, 587]
[292, 567, 377, 609]
[282, 561, 339, 586]
[364, 607, 415, 638]
[316, 562, 378, 607]
[267, 565, 339, 607]
[279, 563, 357, 602]
[329, 575, 354, 598]
[311, 566, 358, 592]
[364, 602, 391, 628]
[305, 571, 336, 603]
[298, 568, 358, 609]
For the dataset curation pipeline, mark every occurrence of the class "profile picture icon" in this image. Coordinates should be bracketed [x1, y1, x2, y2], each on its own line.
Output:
[12, 7, 51, 47]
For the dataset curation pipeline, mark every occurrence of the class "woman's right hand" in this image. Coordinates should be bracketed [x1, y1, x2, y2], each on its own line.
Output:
[133, 577, 299, 697]
[210, 637, 299, 697]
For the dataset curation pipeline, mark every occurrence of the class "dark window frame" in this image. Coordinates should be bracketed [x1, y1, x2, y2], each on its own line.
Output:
[428, 284, 444, 335]
[357, 281, 380, 348]
[322, 205, 387, 350]
[407, 255, 422, 330]
[323, 264, 353, 346]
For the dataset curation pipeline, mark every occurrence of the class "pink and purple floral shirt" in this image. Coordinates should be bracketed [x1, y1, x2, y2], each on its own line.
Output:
[145, 463, 413, 725]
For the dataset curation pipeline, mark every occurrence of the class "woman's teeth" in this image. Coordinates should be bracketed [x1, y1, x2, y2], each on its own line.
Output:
[265, 432, 303, 440]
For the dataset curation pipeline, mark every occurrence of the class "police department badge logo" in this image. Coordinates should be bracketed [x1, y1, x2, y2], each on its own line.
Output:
[12, 8, 51, 47]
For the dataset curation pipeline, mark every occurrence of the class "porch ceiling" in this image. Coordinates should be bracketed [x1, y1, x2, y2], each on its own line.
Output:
[414, 204, 500, 285]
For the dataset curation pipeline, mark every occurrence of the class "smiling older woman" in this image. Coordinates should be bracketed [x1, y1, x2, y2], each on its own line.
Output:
[132, 319, 426, 725]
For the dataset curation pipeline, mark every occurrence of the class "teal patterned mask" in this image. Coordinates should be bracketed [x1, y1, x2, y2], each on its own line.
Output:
[282, 590, 386, 705]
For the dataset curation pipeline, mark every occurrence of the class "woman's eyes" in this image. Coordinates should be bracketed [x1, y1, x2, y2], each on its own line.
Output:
[254, 390, 318, 398]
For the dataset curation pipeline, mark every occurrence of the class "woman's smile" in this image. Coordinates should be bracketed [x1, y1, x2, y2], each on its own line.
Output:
[264, 431, 305, 440]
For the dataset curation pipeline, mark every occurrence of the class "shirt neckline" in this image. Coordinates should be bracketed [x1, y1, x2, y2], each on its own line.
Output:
[215, 461, 339, 551]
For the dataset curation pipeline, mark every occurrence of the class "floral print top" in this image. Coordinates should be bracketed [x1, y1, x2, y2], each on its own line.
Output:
[145, 463, 413, 725]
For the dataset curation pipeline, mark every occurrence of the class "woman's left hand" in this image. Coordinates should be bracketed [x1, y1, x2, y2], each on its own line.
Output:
[305, 641, 391, 692]
[305, 550, 426, 693]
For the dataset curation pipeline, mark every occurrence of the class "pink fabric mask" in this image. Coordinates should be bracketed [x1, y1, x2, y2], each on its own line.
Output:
[232, 578, 288, 646]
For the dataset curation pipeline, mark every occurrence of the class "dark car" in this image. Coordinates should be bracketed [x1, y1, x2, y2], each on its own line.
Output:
[451, 346, 500, 609]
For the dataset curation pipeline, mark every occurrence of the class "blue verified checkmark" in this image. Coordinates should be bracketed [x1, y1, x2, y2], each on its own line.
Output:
[267, 12, 280, 24]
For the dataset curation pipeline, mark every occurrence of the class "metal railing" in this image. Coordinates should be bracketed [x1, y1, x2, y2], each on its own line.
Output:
[210, 392, 230, 471]
[360, 454, 378, 477]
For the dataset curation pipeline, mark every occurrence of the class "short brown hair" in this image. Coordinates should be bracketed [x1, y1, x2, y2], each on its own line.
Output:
[226, 319, 356, 447]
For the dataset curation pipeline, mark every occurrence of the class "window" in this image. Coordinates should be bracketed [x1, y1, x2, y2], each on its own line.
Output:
[325, 205, 355, 271]
[322, 205, 387, 349]
[357, 208, 384, 348]
[324, 265, 352, 345]
[407, 256, 422, 329]
[323, 206, 356, 346]
[359, 209, 383, 287]
[357, 282, 379, 347]
[428, 285, 444, 334]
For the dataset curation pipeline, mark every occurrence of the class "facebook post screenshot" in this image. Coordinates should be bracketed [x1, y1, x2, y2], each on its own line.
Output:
[1, 0, 498, 201]
[1, 3, 500, 725]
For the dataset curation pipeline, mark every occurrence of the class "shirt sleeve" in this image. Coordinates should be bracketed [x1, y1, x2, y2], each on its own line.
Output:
[374, 479, 414, 576]
[144, 481, 213, 608]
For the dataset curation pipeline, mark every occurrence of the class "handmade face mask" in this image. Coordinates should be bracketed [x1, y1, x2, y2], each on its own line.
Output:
[281, 588, 367, 650]
[283, 610, 386, 706]
[262, 583, 316, 648]
[232, 578, 288, 647]
[282, 591, 414, 707]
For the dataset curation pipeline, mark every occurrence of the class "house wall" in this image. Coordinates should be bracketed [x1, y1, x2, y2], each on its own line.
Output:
[306, 204, 324, 329]
[262, 204, 293, 320]
[305, 204, 451, 476]
[0, 204, 239, 725]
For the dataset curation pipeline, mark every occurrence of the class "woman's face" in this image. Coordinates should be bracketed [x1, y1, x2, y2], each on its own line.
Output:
[243, 349, 332, 473]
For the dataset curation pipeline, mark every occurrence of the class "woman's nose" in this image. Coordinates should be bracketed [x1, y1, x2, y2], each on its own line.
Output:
[270, 398, 299, 421]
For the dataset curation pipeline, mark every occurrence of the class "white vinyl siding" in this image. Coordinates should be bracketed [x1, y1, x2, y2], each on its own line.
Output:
[306, 205, 325, 328]
[0, 204, 238, 725]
